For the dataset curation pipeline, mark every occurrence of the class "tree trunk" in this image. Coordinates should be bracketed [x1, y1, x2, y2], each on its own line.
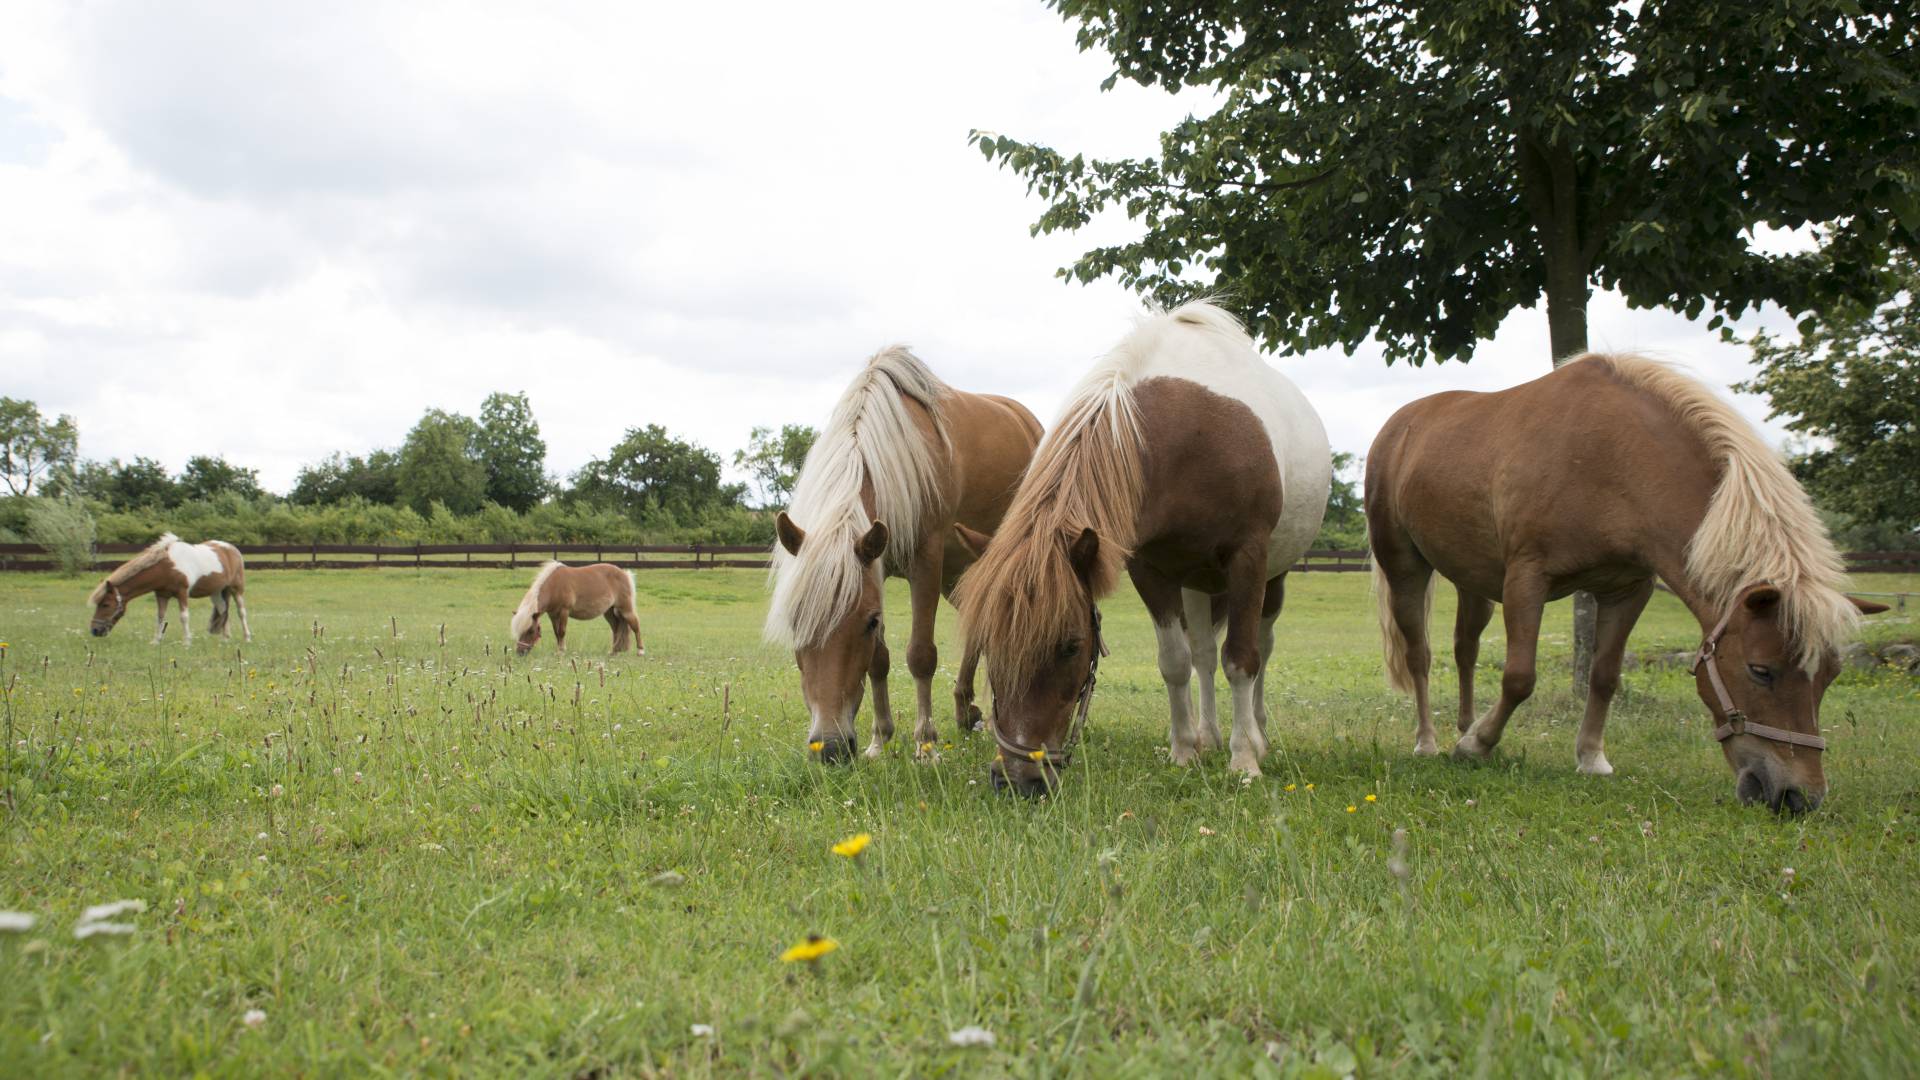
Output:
[1524, 131, 1600, 699]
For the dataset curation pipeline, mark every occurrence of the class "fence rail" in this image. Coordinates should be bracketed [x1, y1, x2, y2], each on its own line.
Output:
[0, 542, 1379, 574]
[1, 543, 1914, 577]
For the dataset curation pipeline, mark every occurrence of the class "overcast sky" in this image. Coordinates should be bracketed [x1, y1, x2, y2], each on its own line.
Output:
[0, 1, 1806, 494]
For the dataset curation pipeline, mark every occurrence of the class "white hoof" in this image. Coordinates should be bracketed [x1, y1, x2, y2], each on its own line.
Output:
[1413, 736, 1440, 757]
[1451, 734, 1491, 761]
[1576, 752, 1614, 776]
[862, 741, 887, 761]
[1229, 754, 1263, 778]
[1169, 744, 1199, 767]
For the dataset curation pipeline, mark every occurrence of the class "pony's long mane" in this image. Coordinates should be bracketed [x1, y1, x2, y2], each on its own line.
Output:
[510, 561, 564, 639]
[952, 303, 1248, 686]
[764, 347, 950, 648]
[88, 532, 177, 605]
[1583, 353, 1859, 670]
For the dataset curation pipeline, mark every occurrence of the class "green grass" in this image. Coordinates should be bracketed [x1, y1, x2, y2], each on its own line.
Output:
[1, 568, 1917, 1077]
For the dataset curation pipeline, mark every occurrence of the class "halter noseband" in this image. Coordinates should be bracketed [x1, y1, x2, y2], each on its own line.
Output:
[990, 605, 1107, 772]
[1691, 583, 1827, 752]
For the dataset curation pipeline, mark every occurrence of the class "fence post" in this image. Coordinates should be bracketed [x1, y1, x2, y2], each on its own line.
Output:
[509, 543, 517, 569]
[415, 543, 422, 567]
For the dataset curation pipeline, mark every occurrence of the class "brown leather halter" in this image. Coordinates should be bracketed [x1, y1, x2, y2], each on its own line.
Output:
[990, 605, 1107, 770]
[1691, 584, 1827, 751]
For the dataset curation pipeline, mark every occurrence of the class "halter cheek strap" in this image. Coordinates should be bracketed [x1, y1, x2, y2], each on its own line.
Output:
[1691, 584, 1827, 752]
[990, 605, 1107, 770]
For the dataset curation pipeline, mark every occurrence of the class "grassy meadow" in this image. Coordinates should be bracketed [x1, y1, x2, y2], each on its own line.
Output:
[1, 567, 1917, 1076]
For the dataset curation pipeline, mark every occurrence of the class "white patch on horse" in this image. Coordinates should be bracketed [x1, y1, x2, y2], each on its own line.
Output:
[168, 541, 224, 590]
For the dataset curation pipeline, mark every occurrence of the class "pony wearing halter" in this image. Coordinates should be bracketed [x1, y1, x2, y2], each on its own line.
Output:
[1367, 353, 1885, 813]
[86, 532, 250, 644]
[511, 562, 644, 656]
[766, 345, 1042, 763]
[955, 300, 1331, 793]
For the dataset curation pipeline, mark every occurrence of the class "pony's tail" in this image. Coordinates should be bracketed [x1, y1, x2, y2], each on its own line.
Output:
[1373, 556, 1432, 694]
[510, 561, 561, 640]
[208, 592, 230, 636]
[625, 570, 645, 655]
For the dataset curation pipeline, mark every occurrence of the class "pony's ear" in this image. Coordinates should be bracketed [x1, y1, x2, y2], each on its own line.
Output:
[1742, 585, 1783, 615]
[1850, 595, 1891, 616]
[855, 520, 890, 565]
[1066, 527, 1100, 585]
[775, 511, 806, 556]
[953, 523, 993, 559]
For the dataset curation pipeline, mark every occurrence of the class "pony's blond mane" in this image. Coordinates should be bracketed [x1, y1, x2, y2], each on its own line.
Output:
[764, 347, 950, 649]
[951, 303, 1242, 687]
[1582, 353, 1859, 670]
[88, 532, 177, 605]
[510, 561, 564, 639]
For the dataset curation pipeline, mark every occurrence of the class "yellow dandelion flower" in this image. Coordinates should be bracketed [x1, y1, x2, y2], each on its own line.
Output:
[919, 741, 934, 754]
[808, 741, 825, 753]
[830, 833, 871, 858]
[1345, 805, 1357, 813]
[779, 935, 839, 963]
[1027, 748, 1047, 762]
[1365, 794, 1377, 803]
[1284, 783, 1296, 793]
[1305, 783, 1315, 791]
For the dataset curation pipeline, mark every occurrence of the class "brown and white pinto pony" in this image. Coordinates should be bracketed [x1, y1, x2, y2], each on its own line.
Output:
[954, 302, 1331, 794]
[1367, 354, 1888, 814]
[765, 346, 1042, 763]
[87, 533, 250, 644]
[511, 562, 644, 655]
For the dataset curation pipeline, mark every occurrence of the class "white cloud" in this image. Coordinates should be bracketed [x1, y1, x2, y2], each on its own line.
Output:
[0, 0, 1801, 494]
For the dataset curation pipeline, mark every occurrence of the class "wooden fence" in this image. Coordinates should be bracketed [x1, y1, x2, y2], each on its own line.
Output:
[0, 542, 1377, 574]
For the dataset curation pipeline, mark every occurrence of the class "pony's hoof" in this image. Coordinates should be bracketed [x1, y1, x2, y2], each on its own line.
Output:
[862, 741, 888, 761]
[1413, 737, 1440, 757]
[1195, 726, 1224, 753]
[1451, 735, 1491, 761]
[913, 743, 941, 763]
[1169, 746, 1199, 767]
[1229, 755, 1263, 779]
[957, 705, 983, 733]
[1576, 752, 1614, 776]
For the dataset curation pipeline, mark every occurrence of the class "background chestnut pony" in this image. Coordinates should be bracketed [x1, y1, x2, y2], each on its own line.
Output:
[765, 346, 1041, 763]
[87, 532, 249, 644]
[954, 301, 1331, 794]
[510, 562, 643, 656]
[1367, 354, 1887, 814]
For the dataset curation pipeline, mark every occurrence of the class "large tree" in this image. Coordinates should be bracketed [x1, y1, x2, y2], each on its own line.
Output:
[74, 457, 181, 510]
[289, 450, 403, 506]
[0, 397, 79, 497]
[475, 391, 549, 513]
[572, 425, 742, 518]
[974, 0, 1918, 689]
[179, 455, 265, 503]
[396, 409, 487, 516]
[1736, 252, 1919, 536]
[732, 424, 817, 508]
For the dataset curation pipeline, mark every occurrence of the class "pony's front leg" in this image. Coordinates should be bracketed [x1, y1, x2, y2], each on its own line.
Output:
[1575, 579, 1654, 776]
[176, 593, 192, 646]
[550, 612, 568, 653]
[1180, 589, 1223, 752]
[863, 636, 895, 759]
[952, 639, 983, 734]
[1454, 566, 1547, 760]
[905, 543, 944, 756]
[234, 593, 253, 642]
[1129, 565, 1198, 765]
[1221, 551, 1269, 778]
[152, 594, 170, 643]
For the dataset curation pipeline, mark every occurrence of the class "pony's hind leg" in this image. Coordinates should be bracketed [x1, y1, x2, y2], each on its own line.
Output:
[153, 594, 171, 643]
[209, 592, 230, 638]
[1372, 538, 1437, 755]
[233, 591, 252, 642]
[1180, 589, 1223, 752]
[604, 610, 627, 654]
[862, 636, 895, 760]
[1248, 575, 1285, 758]
[1454, 565, 1547, 760]
[1575, 579, 1654, 776]
[1453, 589, 1495, 733]
[1220, 545, 1271, 778]
[176, 592, 192, 646]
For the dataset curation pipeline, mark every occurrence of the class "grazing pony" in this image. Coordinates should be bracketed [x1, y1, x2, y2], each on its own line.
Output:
[765, 346, 1042, 763]
[511, 562, 644, 656]
[954, 301, 1331, 794]
[1367, 354, 1887, 813]
[87, 533, 250, 644]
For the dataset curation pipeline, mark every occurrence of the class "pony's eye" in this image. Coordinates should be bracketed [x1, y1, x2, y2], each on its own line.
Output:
[865, 614, 881, 634]
[1058, 640, 1081, 660]
[1748, 664, 1774, 686]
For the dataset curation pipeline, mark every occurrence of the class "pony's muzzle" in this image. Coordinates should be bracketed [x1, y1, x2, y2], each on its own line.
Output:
[812, 735, 858, 765]
[989, 757, 1055, 799]
[1735, 765, 1823, 815]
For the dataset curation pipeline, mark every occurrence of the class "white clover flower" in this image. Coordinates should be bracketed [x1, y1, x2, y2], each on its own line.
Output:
[243, 1008, 267, 1029]
[79, 899, 146, 923]
[948, 1025, 995, 1048]
[690, 1023, 714, 1037]
[0, 911, 36, 932]
[74, 922, 136, 939]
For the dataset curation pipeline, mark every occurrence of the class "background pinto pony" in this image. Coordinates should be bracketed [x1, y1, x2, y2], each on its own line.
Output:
[87, 533, 249, 644]
[765, 346, 1042, 764]
[511, 562, 643, 655]
[1367, 354, 1888, 814]
[954, 301, 1331, 794]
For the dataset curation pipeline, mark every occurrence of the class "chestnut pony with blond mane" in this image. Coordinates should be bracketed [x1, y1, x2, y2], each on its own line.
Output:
[511, 562, 643, 656]
[954, 301, 1331, 794]
[87, 533, 249, 644]
[765, 346, 1041, 763]
[1367, 354, 1887, 814]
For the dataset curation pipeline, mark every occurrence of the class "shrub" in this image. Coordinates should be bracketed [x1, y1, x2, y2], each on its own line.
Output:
[26, 495, 97, 574]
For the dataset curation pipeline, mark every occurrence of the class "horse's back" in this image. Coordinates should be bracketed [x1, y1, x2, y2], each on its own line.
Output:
[937, 387, 1046, 535]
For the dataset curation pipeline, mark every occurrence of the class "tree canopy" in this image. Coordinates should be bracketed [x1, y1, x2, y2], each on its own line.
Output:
[396, 409, 488, 516]
[973, 0, 1918, 365]
[573, 425, 743, 518]
[475, 391, 549, 513]
[0, 397, 79, 497]
[733, 424, 817, 508]
[1737, 252, 1919, 536]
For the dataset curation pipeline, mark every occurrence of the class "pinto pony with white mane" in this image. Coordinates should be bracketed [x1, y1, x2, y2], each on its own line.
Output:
[87, 533, 250, 644]
[1366, 354, 1888, 814]
[766, 345, 1042, 763]
[511, 562, 644, 656]
[953, 301, 1331, 794]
